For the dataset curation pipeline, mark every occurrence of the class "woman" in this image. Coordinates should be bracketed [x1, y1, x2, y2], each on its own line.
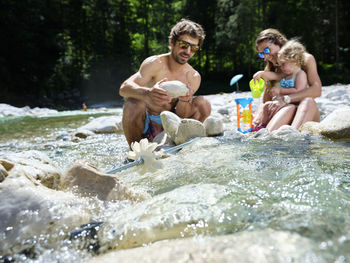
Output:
[252, 29, 322, 131]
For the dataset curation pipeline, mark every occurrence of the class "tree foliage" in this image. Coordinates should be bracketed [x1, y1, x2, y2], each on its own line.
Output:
[0, 0, 349, 108]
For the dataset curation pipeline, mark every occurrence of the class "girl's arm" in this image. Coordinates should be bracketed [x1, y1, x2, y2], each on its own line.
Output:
[253, 70, 283, 82]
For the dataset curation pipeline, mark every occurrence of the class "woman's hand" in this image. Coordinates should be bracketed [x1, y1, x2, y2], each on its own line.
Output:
[266, 97, 286, 119]
[269, 87, 281, 97]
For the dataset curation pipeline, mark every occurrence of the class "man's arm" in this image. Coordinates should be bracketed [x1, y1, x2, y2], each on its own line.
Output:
[119, 56, 170, 106]
[175, 70, 201, 118]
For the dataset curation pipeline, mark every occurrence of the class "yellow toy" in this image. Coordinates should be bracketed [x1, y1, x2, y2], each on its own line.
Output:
[249, 78, 265, 98]
[234, 97, 253, 133]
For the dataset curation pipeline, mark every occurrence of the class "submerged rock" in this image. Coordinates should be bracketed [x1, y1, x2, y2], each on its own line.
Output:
[0, 171, 91, 255]
[90, 229, 324, 263]
[60, 160, 150, 202]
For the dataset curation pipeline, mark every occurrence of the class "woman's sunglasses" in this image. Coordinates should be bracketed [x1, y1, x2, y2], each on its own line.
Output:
[178, 40, 200, 52]
[258, 47, 271, 58]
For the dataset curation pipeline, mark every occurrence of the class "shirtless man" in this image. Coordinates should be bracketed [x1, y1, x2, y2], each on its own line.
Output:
[119, 19, 211, 147]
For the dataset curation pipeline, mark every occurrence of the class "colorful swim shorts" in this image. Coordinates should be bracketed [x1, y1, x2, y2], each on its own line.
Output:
[142, 111, 164, 141]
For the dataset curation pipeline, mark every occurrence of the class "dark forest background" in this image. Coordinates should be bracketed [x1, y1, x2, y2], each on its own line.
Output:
[0, 0, 348, 109]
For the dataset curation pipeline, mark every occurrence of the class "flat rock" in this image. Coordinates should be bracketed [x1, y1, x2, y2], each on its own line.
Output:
[77, 116, 123, 134]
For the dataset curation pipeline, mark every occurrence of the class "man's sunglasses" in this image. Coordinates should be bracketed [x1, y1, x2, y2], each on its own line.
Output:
[258, 47, 271, 58]
[178, 40, 200, 52]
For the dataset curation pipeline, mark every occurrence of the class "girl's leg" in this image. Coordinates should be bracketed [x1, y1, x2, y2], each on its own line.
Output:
[266, 104, 296, 132]
[291, 97, 320, 130]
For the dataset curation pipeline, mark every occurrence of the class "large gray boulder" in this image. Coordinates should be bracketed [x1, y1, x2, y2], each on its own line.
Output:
[319, 107, 350, 139]
[300, 107, 350, 140]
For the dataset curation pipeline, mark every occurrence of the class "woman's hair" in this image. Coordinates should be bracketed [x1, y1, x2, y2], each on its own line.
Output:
[256, 28, 288, 72]
[169, 19, 206, 47]
[278, 39, 306, 68]
[256, 29, 288, 102]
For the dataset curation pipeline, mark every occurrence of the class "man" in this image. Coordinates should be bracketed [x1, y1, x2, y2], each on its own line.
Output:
[119, 19, 211, 147]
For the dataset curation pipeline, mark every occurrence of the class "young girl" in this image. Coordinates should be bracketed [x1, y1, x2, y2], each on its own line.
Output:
[252, 39, 308, 131]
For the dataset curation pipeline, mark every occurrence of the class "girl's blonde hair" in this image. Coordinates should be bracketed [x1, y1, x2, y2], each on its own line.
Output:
[278, 39, 306, 67]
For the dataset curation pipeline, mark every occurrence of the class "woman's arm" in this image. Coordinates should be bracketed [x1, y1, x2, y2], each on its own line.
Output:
[288, 54, 322, 103]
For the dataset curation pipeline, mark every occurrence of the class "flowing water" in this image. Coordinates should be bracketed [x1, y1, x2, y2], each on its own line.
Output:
[1, 108, 350, 262]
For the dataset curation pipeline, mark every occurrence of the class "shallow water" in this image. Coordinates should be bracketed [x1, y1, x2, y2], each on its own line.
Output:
[1, 109, 350, 262]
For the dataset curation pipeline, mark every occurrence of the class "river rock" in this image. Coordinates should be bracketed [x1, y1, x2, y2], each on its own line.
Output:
[159, 81, 188, 98]
[0, 151, 62, 189]
[0, 103, 58, 117]
[174, 119, 206, 145]
[0, 171, 91, 255]
[299, 121, 322, 135]
[0, 160, 14, 182]
[0, 164, 7, 182]
[60, 160, 150, 202]
[271, 125, 300, 139]
[90, 228, 323, 263]
[299, 107, 350, 140]
[160, 111, 181, 140]
[73, 129, 96, 139]
[203, 116, 224, 136]
[77, 116, 123, 134]
[152, 131, 176, 147]
[319, 107, 350, 139]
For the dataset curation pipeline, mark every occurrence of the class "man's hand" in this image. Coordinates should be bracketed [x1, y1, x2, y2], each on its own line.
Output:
[147, 78, 172, 106]
[178, 87, 193, 103]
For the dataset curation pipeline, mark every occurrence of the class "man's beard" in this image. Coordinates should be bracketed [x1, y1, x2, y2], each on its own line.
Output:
[171, 50, 188, 65]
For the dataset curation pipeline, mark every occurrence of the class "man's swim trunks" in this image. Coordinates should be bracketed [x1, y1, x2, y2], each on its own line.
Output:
[142, 111, 164, 141]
